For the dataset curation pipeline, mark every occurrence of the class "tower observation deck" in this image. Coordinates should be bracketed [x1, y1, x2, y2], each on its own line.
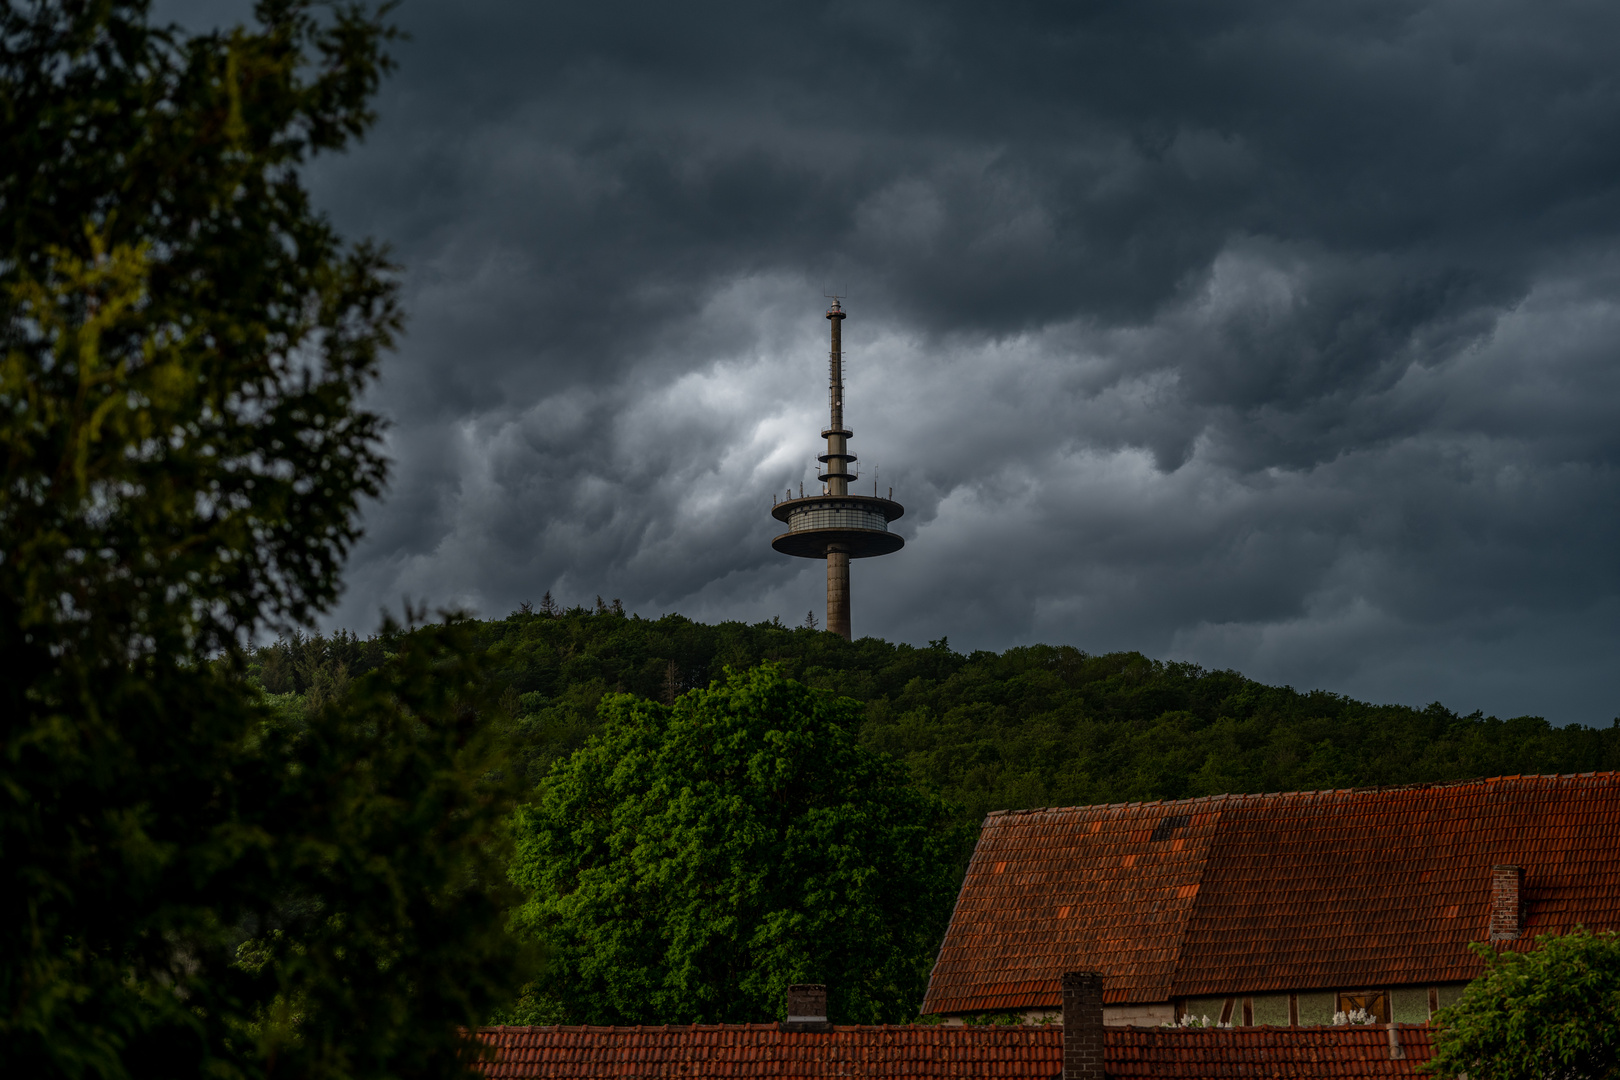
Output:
[770, 299, 904, 639]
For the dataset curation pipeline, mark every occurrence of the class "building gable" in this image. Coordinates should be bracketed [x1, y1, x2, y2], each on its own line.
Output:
[922, 799, 1227, 1012]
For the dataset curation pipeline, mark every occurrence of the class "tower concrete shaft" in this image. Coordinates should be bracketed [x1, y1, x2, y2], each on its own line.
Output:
[827, 551, 850, 639]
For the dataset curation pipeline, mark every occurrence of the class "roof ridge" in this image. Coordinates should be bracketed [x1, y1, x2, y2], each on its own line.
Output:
[982, 770, 1620, 821]
[983, 792, 1235, 821]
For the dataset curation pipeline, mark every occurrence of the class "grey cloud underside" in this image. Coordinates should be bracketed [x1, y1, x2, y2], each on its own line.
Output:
[290, 0, 1620, 722]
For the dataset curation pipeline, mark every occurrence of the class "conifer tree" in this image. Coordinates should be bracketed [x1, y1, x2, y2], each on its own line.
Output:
[0, 4, 526, 1077]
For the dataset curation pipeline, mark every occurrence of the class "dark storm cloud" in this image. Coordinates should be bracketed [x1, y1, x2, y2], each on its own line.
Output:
[175, 0, 1620, 720]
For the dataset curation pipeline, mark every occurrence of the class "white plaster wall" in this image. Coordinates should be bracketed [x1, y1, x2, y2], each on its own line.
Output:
[1104, 1003, 1175, 1027]
[938, 1003, 1174, 1027]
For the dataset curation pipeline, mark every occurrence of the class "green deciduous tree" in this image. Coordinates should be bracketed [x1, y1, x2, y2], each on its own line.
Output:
[1, 3, 526, 1078]
[508, 664, 967, 1025]
[1426, 928, 1620, 1080]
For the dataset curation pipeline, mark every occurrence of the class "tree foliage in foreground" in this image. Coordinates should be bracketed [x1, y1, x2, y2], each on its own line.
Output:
[507, 664, 967, 1025]
[1426, 929, 1620, 1080]
[1, 3, 525, 1078]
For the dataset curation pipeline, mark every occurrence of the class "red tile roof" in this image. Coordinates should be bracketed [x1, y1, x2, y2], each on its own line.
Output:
[1107, 1025, 1434, 1078]
[922, 772, 1620, 1013]
[474, 1024, 1433, 1080]
[476, 1025, 1060, 1080]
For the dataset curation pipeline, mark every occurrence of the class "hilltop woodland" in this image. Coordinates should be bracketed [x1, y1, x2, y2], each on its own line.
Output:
[253, 599, 1620, 839]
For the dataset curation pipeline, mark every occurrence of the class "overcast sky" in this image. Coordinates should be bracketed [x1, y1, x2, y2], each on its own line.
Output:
[166, 1, 1620, 723]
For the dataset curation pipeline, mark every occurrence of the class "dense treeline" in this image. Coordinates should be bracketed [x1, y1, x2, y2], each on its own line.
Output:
[250, 601, 1620, 828]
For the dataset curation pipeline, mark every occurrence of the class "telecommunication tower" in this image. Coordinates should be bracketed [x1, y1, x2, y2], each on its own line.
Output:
[770, 299, 904, 639]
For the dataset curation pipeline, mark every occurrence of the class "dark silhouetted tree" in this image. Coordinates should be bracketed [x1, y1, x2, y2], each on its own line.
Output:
[0, 4, 526, 1078]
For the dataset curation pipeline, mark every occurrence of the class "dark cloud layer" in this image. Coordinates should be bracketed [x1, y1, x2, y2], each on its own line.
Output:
[164, 0, 1620, 721]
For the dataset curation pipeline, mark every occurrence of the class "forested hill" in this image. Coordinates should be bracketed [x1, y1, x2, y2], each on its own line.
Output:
[250, 604, 1620, 827]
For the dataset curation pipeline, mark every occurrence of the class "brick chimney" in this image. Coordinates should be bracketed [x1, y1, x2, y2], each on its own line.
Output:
[783, 984, 828, 1030]
[1489, 865, 1523, 941]
[1062, 972, 1104, 1080]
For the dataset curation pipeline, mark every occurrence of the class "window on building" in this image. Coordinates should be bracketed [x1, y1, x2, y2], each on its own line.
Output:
[1181, 997, 1228, 1025]
[1295, 992, 1335, 1026]
[1150, 814, 1192, 841]
[1390, 987, 1428, 1023]
[1250, 993, 1290, 1026]
[1338, 991, 1389, 1023]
